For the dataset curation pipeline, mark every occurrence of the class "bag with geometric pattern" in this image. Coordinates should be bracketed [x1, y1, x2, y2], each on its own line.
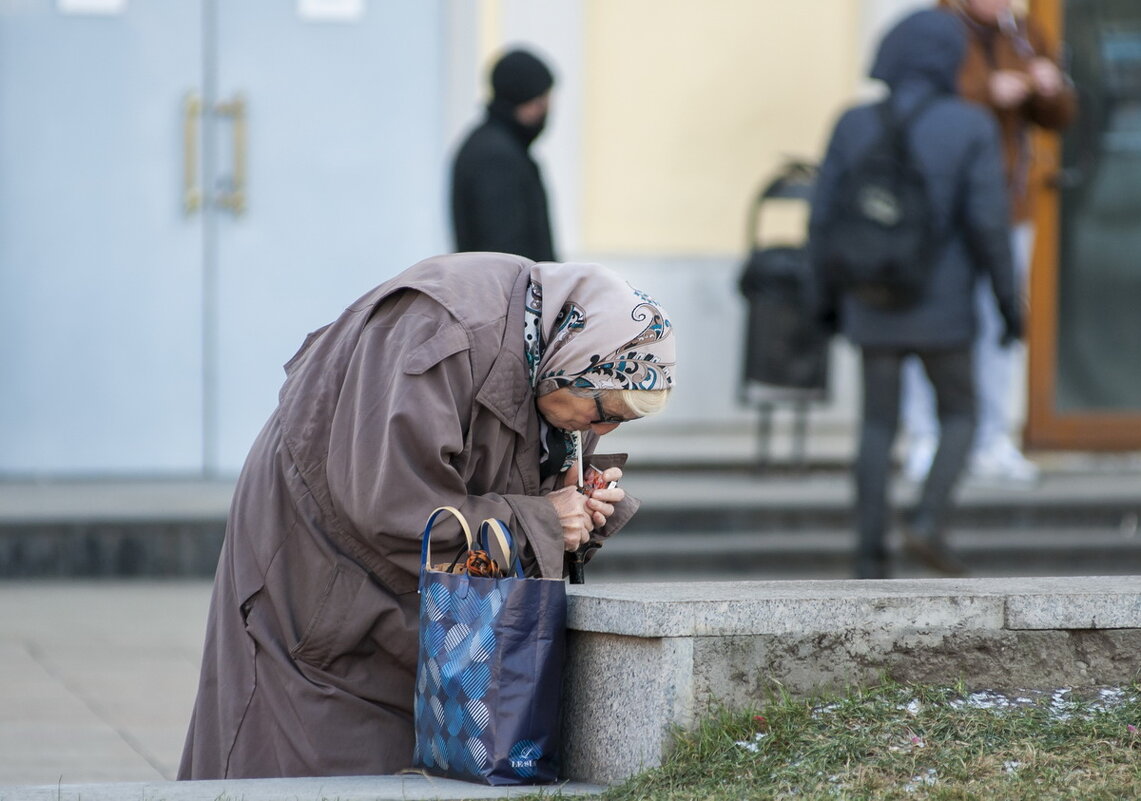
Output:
[411, 506, 567, 785]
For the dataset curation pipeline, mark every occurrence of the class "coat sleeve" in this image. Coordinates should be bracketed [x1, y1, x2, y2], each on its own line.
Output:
[807, 112, 851, 332]
[1024, 18, 1078, 131]
[577, 432, 641, 558]
[962, 115, 1021, 335]
[324, 307, 566, 593]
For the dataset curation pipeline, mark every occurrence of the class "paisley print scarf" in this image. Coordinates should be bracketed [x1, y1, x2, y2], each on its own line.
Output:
[523, 262, 676, 472]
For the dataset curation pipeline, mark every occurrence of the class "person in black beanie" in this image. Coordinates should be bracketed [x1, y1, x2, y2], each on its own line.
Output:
[450, 48, 557, 261]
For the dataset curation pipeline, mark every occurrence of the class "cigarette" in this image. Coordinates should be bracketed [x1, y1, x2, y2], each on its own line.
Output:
[574, 431, 584, 490]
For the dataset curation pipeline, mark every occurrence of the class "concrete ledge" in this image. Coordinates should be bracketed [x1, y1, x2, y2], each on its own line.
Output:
[560, 576, 1141, 784]
[566, 579, 1013, 636]
[0, 774, 605, 801]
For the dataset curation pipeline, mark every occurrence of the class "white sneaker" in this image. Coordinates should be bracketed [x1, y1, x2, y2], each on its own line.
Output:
[969, 437, 1041, 484]
[903, 435, 937, 483]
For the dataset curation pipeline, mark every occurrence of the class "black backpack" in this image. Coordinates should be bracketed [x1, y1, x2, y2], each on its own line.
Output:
[814, 96, 943, 309]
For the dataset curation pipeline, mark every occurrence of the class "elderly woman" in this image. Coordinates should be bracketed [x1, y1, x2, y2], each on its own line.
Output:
[179, 252, 675, 779]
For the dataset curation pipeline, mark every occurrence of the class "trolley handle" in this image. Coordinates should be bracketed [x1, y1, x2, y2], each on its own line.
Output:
[745, 160, 817, 251]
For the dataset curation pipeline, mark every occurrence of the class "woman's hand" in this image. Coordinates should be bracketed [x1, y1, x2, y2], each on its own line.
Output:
[561, 464, 626, 530]
[548, 486, 593, 551]
[583, 467, 625, 530]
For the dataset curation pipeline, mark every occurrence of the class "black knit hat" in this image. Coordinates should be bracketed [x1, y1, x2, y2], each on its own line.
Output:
[491, 49, 554, 105]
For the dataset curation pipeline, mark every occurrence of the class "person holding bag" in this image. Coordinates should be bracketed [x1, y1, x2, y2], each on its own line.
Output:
[178, 252, 676, 780]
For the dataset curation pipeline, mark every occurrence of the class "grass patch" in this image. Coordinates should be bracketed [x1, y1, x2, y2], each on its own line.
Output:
[596, 681, 1141, 800]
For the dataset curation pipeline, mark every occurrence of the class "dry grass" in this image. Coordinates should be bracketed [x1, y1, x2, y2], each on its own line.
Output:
[590, 681, 1141, 800]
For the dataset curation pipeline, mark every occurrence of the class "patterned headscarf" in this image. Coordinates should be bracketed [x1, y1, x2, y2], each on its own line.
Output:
[523, 262, 676, 395]
[523, 262, 676, 475]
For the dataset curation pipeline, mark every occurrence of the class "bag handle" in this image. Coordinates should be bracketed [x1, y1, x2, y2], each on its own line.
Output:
[478, 518, 524, 578]
[420, 505, 475, 568]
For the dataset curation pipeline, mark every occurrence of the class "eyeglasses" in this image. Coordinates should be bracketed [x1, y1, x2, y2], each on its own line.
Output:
[591, 395, 639, 425]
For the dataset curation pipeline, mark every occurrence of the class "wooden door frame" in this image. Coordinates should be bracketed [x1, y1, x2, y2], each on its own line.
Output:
[1025, 0, 1141, 449]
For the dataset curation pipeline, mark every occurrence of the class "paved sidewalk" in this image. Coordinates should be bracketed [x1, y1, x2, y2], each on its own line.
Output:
[0, 580, 213, 786]
[0, 581, 606, 800]
[3, 775, 603, 801]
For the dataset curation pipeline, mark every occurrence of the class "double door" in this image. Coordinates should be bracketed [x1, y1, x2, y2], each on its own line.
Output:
[0, 1, 446, 475]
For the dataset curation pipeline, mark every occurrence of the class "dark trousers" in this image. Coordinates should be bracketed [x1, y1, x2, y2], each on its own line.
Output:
[855, 346, 976, 571]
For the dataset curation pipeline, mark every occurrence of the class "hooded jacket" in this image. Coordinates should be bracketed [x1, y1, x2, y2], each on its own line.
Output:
[810, 9, 1020, 349]
[450, 99, 556, 261]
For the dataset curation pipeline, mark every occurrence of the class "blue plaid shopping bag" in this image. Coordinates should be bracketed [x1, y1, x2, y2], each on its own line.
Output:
[412, 507, 567, 785]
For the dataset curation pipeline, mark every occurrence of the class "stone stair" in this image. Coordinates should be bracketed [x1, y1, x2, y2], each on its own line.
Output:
[587, 526, 1141, 581]
[589, 463, 1141, 581]
[0, 459, 1138, 581]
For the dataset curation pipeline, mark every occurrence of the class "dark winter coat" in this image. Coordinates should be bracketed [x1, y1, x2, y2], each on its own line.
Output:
[450, 105, 556, 261]
[810, 9, 1020, 350]
[178, 253, 634, 779]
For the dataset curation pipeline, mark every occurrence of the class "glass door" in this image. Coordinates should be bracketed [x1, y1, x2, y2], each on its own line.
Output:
[1026, 0, 1141, 449]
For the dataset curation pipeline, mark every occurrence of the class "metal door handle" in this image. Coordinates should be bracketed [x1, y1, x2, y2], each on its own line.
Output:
[214, 94, 247, 216]
[182, 92, 202, 215]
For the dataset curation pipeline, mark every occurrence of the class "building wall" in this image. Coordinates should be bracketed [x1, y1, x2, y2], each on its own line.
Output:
[580, 0, 859, 255]
[449, 1, 943, 461]
[0, 0, 1038, 476]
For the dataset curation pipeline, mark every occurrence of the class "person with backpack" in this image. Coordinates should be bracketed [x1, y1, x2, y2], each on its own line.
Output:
[809, 8, 1023, 579]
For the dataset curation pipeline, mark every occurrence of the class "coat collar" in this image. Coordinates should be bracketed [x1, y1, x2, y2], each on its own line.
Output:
[475, 266, 538, 437]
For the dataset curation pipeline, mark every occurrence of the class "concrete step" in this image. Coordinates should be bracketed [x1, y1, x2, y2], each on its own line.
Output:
[0, 521, 225, 578]
[5, 519, 1137, 579]
[585, 527, 1141, 581]
[626, 501, 1141, 534]
[620, 468, 1141, 532]
[0, 467, 1137, 578]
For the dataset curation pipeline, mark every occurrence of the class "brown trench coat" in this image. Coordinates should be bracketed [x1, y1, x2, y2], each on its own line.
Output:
[938, 0, 1077, 221]
[178, 253, 639, 779]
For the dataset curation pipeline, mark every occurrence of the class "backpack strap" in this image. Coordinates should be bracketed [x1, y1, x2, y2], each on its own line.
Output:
[878, 93, 957, 250]
[876, 93, 941, 146]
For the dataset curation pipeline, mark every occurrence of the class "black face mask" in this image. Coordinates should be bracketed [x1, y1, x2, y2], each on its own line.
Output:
[519, 113, 547, 145]
[488, 99, 547, 147]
